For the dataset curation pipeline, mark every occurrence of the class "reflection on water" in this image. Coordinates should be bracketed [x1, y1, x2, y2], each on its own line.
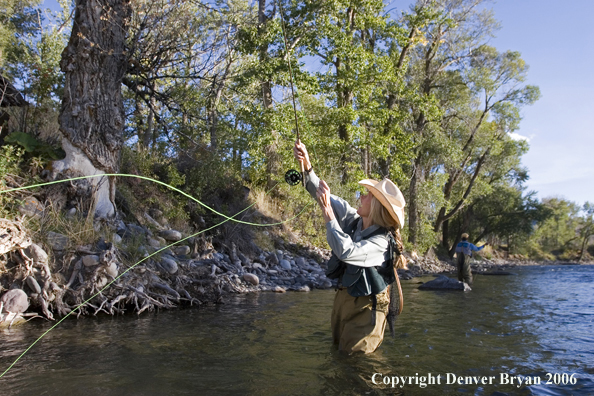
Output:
[1, 265, 593, 395]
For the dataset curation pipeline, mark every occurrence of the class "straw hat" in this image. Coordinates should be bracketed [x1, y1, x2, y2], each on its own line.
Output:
[461, 233, 469, 239]
[358, 178, 406, 228]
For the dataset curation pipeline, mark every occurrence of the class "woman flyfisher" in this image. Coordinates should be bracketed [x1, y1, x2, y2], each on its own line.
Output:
[294, 140, 407, 354]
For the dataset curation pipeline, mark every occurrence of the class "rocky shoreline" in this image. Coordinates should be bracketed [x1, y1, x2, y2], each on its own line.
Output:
[1, 215, 342, 328]
[1, 212, 591, 328]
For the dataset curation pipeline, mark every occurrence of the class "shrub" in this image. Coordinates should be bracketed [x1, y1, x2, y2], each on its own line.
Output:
[0, 145, 26, 217]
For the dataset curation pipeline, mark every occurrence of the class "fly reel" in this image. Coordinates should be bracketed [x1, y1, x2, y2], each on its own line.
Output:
[284, 169, 303, 186]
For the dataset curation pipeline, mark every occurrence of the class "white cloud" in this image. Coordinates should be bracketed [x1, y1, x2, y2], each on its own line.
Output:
[508, 132, 531, 142]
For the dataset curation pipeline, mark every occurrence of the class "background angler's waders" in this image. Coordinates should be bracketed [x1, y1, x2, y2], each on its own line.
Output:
[457, 254, 473, 285]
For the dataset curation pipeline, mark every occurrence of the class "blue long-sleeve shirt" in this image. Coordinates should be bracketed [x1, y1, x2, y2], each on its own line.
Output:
[455, 240, 485, 256]
[303, 170, 390, 268]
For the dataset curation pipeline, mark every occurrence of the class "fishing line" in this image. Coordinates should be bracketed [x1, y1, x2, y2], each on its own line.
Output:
[274, 0, 320, 185]
[0, 2, 326, 376]
[0, 174, 312, 377]
[1, 173, 307, 227]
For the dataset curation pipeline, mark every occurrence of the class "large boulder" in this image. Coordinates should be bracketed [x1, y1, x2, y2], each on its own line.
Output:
[147, 237, 163, 248]
[0, 289, 29, 313]
[243, 273, 259, 286]
[82, 255, 100, 267]
[159, 230, 182, 242]
[18, 196, 44, 219]
[159, 257, 178, 274]
[279, 259, 291, 271]
[418, 275, 471, 291]
[173, 245, 191, 256]
[24, 244, 48, 264]
[295, 257, 307, 268]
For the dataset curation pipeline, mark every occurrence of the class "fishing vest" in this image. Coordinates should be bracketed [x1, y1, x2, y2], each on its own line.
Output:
[325, 218, 398, 297]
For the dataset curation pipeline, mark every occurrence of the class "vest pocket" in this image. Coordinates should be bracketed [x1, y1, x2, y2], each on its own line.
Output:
[342, 265, 363, 287]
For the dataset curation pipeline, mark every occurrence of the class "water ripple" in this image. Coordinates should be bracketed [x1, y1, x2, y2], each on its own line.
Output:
[0, 265, 592, 395]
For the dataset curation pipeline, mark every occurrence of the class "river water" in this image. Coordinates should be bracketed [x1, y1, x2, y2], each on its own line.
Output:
[1, 264, 593, 396]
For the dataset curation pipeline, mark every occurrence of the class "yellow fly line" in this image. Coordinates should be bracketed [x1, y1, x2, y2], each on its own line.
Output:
[0, 173, 312, 377]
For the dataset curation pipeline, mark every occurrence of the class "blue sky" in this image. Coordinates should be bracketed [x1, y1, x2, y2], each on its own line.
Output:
[484, 0, 594, 206]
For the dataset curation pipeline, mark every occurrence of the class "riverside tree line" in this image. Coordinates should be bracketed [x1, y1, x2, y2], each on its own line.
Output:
[1, 0, 593, 261]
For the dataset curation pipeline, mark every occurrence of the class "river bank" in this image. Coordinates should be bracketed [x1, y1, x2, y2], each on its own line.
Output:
[1, 214, 591, 328]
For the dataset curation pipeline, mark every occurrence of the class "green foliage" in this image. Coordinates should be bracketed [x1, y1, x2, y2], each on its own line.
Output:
[183, 149, 244, 203]
[0, 144, 24, 174]
[121, 147, 185, 189]
[0, 0, 41, 67]
[519, 198, 581, 259]
[118, 0, 546, 258]
[3, 1, 68, 99]
[1, 0, 69, 147]
[396, 0, 543, 251]
[578, 202, 594, 261]
[412, 171, 449, 252]
[0, 0, 557, 260]
[4, 131, 63, 159]
[0, 145, 25, 217]
[119, 147, 189, 226]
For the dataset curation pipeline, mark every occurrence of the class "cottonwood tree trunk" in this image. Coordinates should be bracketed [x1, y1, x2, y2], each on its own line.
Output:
[442, 218, 449, 250]
[55, 0, 131, 218]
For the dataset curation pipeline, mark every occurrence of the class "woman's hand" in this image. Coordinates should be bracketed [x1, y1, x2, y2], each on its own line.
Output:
[316, 180, 335, 223]
[293, 139, 312, 171]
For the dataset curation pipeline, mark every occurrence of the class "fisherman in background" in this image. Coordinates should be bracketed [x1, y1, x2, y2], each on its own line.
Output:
[455, 233, 487, 285]
[294, 140, 406, 354]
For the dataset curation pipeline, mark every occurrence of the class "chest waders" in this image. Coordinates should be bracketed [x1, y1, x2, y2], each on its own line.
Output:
[457, 252, 473, 284]
[325, 218, 399, 327]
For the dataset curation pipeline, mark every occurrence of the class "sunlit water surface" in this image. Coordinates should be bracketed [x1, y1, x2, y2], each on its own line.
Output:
[1, 265, 593, 395]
